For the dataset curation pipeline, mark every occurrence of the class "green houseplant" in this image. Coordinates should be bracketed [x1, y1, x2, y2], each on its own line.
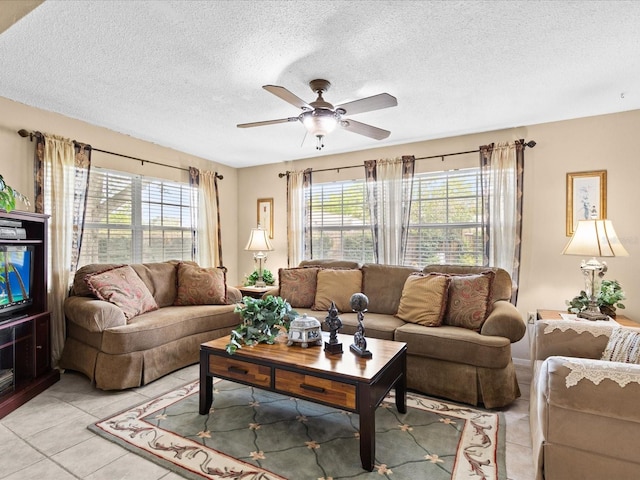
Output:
[226, 295, 297, 354]
[566, 279, 626, 317]
[0, 174, 30, 212]
[243, 268, 275, 286]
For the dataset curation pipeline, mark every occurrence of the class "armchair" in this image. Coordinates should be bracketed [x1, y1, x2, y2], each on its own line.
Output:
[530, 319, 640, 479]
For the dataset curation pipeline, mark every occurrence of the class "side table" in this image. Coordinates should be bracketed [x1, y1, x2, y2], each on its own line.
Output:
[537, 309, 638, 327]
[237, 285, 275, 299]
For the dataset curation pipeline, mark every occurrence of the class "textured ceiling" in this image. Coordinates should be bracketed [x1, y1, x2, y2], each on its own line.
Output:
[1, 0, 640, 168]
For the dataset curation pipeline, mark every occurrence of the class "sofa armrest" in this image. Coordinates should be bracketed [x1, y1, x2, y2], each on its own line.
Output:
[262, 287, 280, 299]
[227, 286, 242, 304]
[64, 295, 127, 332]
[531, 319, 614, 361]
[480, 300, 526, 342]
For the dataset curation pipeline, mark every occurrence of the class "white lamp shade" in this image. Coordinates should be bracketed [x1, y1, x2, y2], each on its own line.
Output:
[245, 227, 273, 252]
[301, 109, 339, 137]
[562, 219, 628, 257]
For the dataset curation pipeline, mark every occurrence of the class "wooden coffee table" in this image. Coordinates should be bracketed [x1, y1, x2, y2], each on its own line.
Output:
[199, 332, 407, 471]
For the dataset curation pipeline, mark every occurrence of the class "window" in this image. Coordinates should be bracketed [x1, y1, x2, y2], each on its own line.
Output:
[78, 168, 196, 265]
[405, 168, 483, 266]
[304, 180, 374, 263]
[304, 167, 483, 267]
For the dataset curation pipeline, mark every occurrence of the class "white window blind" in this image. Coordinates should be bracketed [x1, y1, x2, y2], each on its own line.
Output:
[78, 168, 197, 265]
[304, 167, 483, 267]
[305, 180, 374, 263]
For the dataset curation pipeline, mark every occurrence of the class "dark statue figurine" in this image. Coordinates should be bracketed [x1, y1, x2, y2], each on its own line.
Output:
[324, 301, 343, 354]
[349, 293, 372, 358]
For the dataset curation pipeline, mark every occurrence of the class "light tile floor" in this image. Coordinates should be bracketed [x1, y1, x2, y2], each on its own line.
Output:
[0, 363, 534, 479]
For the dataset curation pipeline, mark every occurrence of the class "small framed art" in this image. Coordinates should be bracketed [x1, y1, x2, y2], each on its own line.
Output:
[257, 198, 273, 238]
[566, 170, 607, 236]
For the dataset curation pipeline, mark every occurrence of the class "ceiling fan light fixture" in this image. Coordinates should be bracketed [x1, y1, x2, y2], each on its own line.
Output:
[300, 109, 340, 137]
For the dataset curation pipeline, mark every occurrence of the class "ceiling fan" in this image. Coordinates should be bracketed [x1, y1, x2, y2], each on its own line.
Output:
[237, 79, 397, 150]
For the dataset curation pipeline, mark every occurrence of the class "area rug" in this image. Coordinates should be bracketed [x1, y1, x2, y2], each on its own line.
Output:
[89, 379, 506, 480]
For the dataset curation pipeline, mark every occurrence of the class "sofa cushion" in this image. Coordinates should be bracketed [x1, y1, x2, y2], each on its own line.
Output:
[86, 265, 158, 320]
[174, 262, 227, 305]
[602, 328, 640, 363]
[444, 271, 494, 331]
[130, 261, 184, 307]
[299, 259, 361, 269]
[423, 265, 511, 302]
[312, 269, 363, 313]
[74, 263, 122, 297]
[361, 264, 421, 314]
[396, 273, 450, 326]
[278, 267, 319, 308]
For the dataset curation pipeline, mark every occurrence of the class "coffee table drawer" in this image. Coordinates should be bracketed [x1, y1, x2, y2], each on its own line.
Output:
[209, 355, 271, 388]
[275, 369, 356, 410]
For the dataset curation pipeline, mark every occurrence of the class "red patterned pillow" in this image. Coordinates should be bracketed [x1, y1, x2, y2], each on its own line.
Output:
[444, 271, 495, 331]
[174, 262, 227, 305]
[85, 265, 158, 320]
[279, 267, 319, 308]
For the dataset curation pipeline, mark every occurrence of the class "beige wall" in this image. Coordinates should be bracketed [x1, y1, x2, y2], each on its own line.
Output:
[0, 96, 240, 282]
[238, 109, 640, 360]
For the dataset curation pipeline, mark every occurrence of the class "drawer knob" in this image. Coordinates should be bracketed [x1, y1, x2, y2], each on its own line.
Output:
[300, 383, 325, 393]
[228, 366, 248, 375]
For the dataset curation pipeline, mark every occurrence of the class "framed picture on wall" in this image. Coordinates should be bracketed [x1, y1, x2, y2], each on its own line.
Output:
[566, 170, 607, 236]
[257, 198, 273, 238]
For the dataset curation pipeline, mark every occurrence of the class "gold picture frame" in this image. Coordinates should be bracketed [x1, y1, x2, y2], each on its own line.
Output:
[566, 170, 607, 236]
[257, 198, 273, 238]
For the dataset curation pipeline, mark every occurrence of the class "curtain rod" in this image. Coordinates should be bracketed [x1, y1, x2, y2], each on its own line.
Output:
[17, 129, 223, 180]
[277, 140, 536, 178]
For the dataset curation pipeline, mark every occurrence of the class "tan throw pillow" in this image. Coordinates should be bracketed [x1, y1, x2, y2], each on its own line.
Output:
[396, 273, 450, 326]
[602, 328, 640, 363]
[444, 271, 495, 331]
[313, 269, 363, 313]
[174, 262, 227, 305]
[279, 267, 319, 308]
[86, 265, 158, 320]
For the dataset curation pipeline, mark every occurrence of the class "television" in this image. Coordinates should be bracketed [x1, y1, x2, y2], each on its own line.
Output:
[0, 245, 34, 318]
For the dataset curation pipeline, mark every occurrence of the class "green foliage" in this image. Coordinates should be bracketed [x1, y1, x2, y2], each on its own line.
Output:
[566, 279, 626, 316]
[226, 296, 297, 354]
[243, 268, 275, 286]
[0, 174, 30, 212]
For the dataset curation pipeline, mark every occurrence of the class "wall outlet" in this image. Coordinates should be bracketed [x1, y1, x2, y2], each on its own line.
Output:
[527, 311, 537, 323]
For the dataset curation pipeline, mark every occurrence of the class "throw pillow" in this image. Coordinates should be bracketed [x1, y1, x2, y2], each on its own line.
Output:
[278, 267, 319, 308]
[174, 262, 227, 305]
[85, 265, 158, 320]
[313, 269, 363, 313]
[396, 273, 450, 326]
[444, 271, 495, 331]
[601, 327, 640, 364]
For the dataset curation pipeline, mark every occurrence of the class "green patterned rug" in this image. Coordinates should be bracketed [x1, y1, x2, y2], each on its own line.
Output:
[89, 379, 506, 480]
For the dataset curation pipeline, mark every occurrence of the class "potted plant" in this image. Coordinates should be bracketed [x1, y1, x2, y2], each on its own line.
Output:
[243, 268, 275, 286]
[226, 295, 297, 354]
[566, 279, 626, 317]
[0, 174, 30, 212]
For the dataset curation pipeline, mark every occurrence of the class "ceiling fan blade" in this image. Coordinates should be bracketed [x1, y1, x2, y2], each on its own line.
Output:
[237, 117, 299, 128]
[263, 85, 312, 110]
[335, 93, 397, 116]
[340, 119, 390, 140]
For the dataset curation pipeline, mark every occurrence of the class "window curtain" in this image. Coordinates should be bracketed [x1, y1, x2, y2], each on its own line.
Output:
[189, 167, 223, 268]
[480, 140, 525, 303]
[286, 168, 312, 266]
[33, 134, 92, 365]
[364, 156, 415, 265]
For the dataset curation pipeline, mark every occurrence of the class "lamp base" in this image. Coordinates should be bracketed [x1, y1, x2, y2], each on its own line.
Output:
[577, 310, 609, 321]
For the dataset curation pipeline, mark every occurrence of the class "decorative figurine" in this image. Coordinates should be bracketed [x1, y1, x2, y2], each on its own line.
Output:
[287, 314, 323, 348]
[349, 293, 372, 358]
[324, 301, 343, 354]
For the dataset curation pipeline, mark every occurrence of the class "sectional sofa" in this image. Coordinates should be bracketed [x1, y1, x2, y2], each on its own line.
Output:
[266, 260, 526, 408]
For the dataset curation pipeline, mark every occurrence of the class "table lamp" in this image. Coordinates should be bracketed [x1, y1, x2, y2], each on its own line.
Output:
[244, 225, 273, 287]
[562, 218, 628, 320]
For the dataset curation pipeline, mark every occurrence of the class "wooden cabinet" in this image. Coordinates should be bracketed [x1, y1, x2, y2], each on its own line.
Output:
[0, 211, 59, 419]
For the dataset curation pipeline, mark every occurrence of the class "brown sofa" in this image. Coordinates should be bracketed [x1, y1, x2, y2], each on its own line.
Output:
[530, 319, 640, 479]
[59, 261, 241, 390]
[266, 261, 526, 408]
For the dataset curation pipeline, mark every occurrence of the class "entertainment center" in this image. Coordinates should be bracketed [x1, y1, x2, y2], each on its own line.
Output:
[0, 210, 59, 419]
